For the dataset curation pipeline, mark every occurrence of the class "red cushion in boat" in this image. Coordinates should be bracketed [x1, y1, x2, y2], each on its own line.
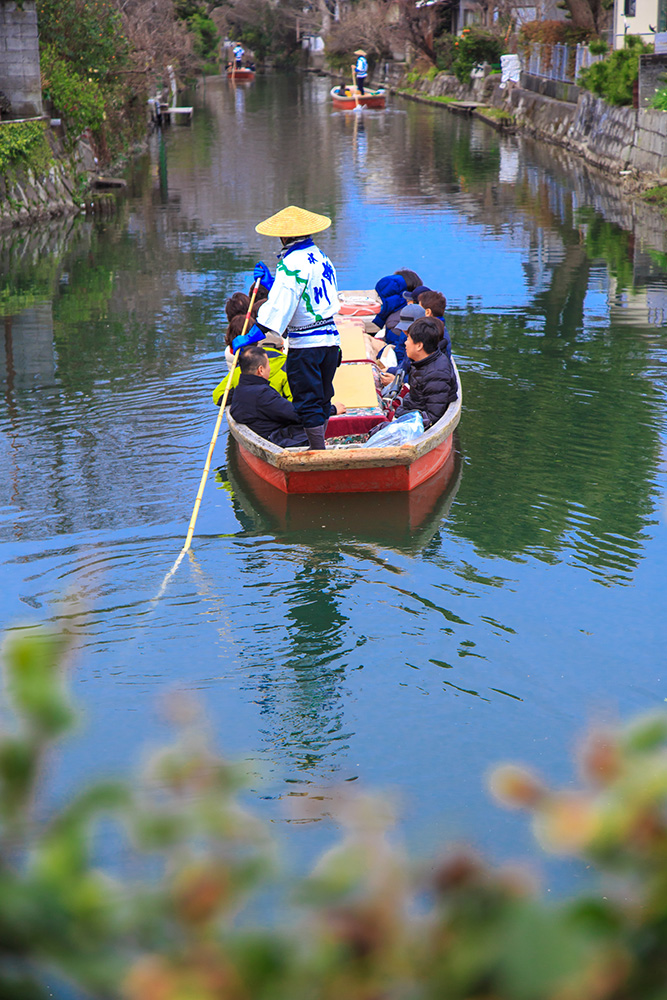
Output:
[326, 414, 388, 438]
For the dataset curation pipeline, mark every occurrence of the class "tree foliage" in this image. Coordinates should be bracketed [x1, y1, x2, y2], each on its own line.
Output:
[36, 0, 127, 79]
[452, 27, 504, 81]
[578, 34, 653, 105]
[325, 0, 394, 68]
[4, 625, 667, 999]
[40, 44, 106, 139]
[223, 0, 316, 66]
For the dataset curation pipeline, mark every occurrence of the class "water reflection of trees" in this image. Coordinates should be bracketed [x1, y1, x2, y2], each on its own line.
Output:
[239, 543, 353, 773]
[450, 305, 660, 583]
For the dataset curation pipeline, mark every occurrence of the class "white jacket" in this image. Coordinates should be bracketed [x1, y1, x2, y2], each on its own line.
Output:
[257, 238, 340, 350]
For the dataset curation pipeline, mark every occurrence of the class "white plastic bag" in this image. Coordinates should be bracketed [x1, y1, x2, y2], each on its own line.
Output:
[362, 411, 424, 448]
[377, 344, 398, 369]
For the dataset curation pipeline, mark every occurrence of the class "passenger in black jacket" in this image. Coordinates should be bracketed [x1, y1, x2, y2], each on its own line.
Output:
[395, 317, 458, 429]
[230, 345, 310, 448]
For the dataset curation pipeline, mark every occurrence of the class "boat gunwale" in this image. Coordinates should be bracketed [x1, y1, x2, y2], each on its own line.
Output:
[226, 360, 462, 474]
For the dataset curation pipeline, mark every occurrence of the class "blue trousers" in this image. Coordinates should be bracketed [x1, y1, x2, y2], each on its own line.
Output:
[285, 346, 340, 427]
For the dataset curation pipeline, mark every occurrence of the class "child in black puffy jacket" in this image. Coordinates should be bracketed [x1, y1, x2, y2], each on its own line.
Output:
[395, 317, 458, 430]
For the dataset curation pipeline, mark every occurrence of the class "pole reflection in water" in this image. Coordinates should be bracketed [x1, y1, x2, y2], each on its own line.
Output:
[213, 444, 463, 781]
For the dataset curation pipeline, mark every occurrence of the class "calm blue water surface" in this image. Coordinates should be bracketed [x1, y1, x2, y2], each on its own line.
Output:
[1, 74, 666, 889]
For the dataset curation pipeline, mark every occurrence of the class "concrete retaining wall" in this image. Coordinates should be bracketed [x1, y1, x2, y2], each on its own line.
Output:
[0, 1, 43, 118]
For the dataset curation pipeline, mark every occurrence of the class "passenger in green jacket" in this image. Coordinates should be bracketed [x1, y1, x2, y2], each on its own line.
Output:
[213, 315, 291, 405]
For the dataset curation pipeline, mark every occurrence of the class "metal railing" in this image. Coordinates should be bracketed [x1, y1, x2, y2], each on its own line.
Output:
[524, 42, 605, 84]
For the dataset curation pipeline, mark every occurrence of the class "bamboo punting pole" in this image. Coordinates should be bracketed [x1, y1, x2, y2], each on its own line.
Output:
[155, 279, 261, 599]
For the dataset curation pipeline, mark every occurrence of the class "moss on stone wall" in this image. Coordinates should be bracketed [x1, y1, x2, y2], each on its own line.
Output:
[0, 120, 52, 173]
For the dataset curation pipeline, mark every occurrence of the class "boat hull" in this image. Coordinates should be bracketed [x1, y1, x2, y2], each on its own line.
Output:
[237, 432, 453, 493]
[227, 69, 255, 81]
[227, 361, 462, 495]
[331, 87, 386, 110]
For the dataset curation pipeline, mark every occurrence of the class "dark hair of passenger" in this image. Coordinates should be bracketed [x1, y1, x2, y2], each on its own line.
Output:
[226, 312, 248, 348]
[394, 268, 423, 292]
[407, 317, 442, 355]
[225, 292, 249, 322]
[239, 344, 268, 374]
[419, 290, 447, 317]
[251, 289, 269, 316]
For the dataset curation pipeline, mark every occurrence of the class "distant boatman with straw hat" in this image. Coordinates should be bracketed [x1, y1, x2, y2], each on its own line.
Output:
[233, 205, 341, 451]
[353, 49, 368, 95]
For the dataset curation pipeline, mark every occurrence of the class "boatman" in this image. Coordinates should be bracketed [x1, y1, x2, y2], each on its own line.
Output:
[353, 49, 368, 95]
[232, 205, 340, 451]
[233, 43, 244, 68]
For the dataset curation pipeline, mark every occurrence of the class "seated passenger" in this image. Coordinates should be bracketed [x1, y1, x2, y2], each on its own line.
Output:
[384, 302, 425, 366]
[403, 283, 430, 305]
[226, 292, 249, 323]
[229, 345, 309, 448]
[214, 315, 291, 404]
[418, 289, 452, 359]
[373, 269, 424, 345]
[394, 317, 457, 429]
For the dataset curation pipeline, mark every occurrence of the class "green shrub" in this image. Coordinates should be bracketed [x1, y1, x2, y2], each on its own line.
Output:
[40, 43, 106, 140]
[579, 34, 653, 106]
[452, 28, 504, 83]
[0, 120, 51, 173]
[36, 0, 126, 80]
[6, 621, 667, 999]
[588, 38, 609, 55]
[649, 83, 667, 109]
[435, 32, 458, 72]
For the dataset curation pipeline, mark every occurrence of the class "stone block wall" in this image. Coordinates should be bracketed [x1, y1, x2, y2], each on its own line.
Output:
[0, 0, 43, 118]
[384, 64, 667, 184]
[568, 92, 637, 171]
[630, 107, 667, 173]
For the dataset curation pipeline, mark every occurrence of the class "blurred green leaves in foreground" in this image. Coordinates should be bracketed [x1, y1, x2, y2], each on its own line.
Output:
[2, 629, 667, 1000]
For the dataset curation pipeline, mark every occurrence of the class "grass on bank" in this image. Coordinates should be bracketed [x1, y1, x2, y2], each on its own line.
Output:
[641, 184, 667, 210]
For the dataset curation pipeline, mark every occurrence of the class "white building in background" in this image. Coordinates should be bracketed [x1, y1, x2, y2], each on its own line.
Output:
[612, 0, 667, 47]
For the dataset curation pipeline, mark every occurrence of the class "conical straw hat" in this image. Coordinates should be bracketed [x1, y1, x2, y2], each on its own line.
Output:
[256, 205, 331, 237]
[354, 49, 367, 55]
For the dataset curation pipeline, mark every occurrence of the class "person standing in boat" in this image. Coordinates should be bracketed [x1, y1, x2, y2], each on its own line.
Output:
[233, 43, 244, 68]
[353, 49, 368, 95]
[233, 205, 341, 451]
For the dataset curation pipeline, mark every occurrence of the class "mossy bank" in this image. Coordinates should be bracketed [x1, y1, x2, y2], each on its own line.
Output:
[0, 118, 111, 231]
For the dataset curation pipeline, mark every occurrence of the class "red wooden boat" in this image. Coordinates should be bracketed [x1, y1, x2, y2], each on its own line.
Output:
[227, 67, 255, 81]
[227, 361, 461, 495]
[330, 85, 386, 110]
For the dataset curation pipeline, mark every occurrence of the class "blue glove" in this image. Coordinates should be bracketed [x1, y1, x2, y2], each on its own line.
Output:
[232, 323, 264, 353]
[253, 261, 274, 291]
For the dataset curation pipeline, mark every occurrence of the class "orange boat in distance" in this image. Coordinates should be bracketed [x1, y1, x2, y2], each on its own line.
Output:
[227, 67, 255, 82]
[331, 85, 386, 110]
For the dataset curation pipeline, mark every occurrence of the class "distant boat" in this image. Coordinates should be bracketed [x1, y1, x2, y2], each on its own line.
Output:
[331, 85, 386, 110]
[227, 67, 255, 81]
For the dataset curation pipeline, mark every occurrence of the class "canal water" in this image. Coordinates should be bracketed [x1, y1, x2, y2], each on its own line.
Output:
[1, 74, 666, 886]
